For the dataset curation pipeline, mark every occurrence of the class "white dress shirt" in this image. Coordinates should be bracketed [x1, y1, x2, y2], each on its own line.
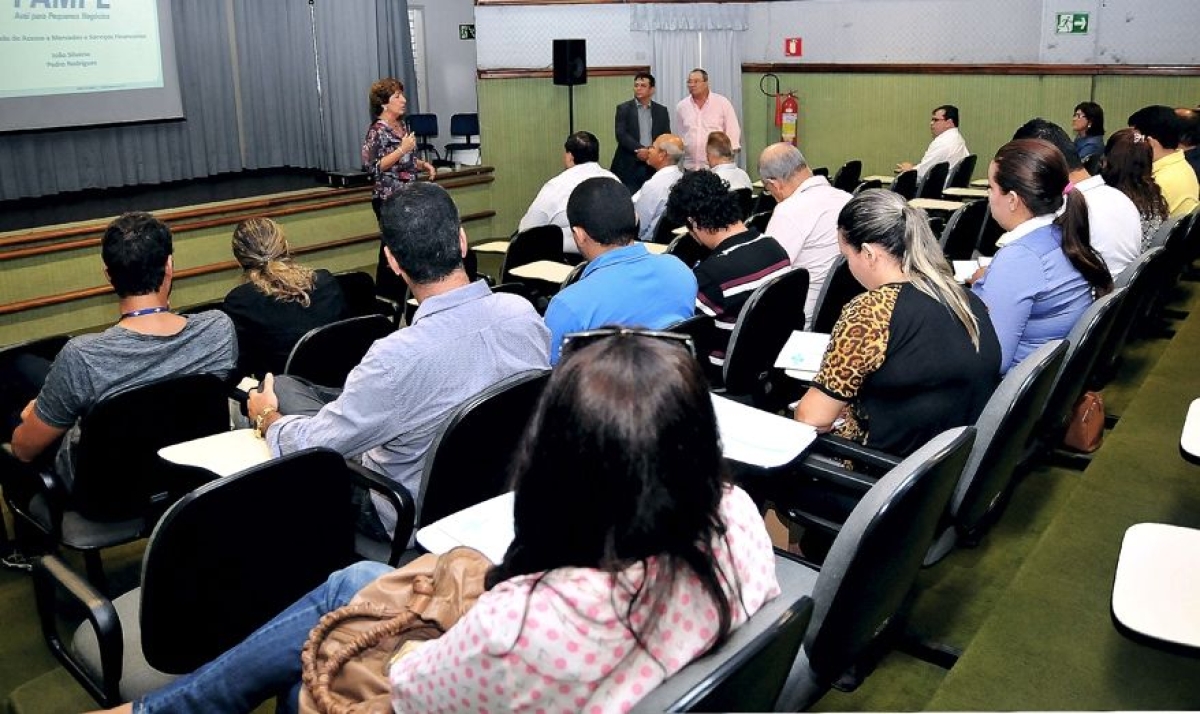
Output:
[763, 175, 852, 328]
[915, 127, 969, 181]
[711, 162, 753, 191]
[632, 164, 684, 241]
[519, 162, 621, 253]
[1074, 174, 1142, 278]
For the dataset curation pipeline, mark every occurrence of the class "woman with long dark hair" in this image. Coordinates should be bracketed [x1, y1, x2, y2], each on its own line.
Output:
[96, 332, 779, 714]
[1102, 127, 1170, 250]
[972, 138, 1112, 374]
[1071, 101, 1106, 161]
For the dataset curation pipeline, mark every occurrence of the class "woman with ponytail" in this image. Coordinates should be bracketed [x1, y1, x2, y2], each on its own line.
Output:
[793, 189, 1000, 456]
[222, 217, 348, 377]
[972, 138, 1112, 374]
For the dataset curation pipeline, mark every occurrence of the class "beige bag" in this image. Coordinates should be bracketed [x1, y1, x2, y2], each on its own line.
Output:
[298, 547, 492, 714]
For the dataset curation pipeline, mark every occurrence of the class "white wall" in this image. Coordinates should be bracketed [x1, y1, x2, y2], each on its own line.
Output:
[413, 0, 478, 155]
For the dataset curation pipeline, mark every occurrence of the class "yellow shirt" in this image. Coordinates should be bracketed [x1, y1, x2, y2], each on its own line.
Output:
[1152, 150, 1200, 218]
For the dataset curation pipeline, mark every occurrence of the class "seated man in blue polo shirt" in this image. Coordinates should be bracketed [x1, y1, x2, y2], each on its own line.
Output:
[544, 177, 697, 363]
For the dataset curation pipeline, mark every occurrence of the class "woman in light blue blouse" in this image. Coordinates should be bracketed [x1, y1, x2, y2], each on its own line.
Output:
[971, 138, 1112, 374]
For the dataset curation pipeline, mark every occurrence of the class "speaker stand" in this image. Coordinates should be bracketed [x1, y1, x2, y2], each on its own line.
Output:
[568, 85, 576, 134]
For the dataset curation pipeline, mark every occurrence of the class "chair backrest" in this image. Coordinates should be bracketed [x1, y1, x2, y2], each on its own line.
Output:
[812, 167, 829, 178]
[976, 211, 1005, 257]
[1099, 248, 1166, 383]
[792, 426, 975, 693]
[852, 178, 882, 195]
[334, 271, 396, 323]
[283, 314, 394, 388]
[449, 113, 480, 141]
[809, 255, 867, 334]
[723, 268, 809, 398]
[652, 214, 685, 245]
[889, 169, 918, 200]
[665, 232, 711, 269]
[1037, 290, 1126, 442]
[945, 154, 977, 189]
[1081, 152, 1103, 176]
[407, 113, 438, 139]
[665, 314, 714, 366]
[751, 191, 777, 217]
[631, 595, 815, 713]
[139, 448, 361, 673]
[732, 187, 754, 219]
[1155, 208, 1197, 287]
[947, 339, 1068, 539]
[746, 210, 773, 234]
[499, 224, 565, 284]
[416, 370, 551, 526]
[939, 199, 988, 260]
[916, 162, 950, 199]
[831, 160, 863, 193]
[71, 373, 231, 522]
[177, 300, 225, 317]
[1147, 211, 1187, 251]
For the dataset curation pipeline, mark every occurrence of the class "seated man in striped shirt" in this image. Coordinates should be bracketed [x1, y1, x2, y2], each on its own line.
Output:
[665, 170, 791, 384]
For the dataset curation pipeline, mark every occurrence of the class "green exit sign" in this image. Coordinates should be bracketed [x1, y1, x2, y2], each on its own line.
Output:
[1055, 12, 1090, 34]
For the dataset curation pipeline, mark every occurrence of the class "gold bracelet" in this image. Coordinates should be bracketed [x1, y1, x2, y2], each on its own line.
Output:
[254, 406, 277, 439]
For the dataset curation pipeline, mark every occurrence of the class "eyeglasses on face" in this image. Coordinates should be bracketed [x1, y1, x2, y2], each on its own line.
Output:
[560, 327, 697, 359]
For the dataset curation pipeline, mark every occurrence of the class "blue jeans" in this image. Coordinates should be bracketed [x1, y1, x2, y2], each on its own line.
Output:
[136, 561, 392, 714]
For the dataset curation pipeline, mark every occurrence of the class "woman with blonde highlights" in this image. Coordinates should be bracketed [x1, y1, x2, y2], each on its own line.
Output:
[222, 217, 347, 377]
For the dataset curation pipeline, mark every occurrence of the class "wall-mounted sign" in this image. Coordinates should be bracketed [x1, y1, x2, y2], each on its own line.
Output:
[1055, 12, 1089, 34]
[459, 24, 476, 41]
[784, 37, 803, 57]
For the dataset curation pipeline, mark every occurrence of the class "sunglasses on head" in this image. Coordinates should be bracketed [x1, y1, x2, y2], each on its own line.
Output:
[560, 327, 696, 359]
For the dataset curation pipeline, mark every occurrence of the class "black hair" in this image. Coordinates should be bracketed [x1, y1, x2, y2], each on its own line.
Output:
[936, 104, 960, 128]
[1074, 102, 1106, 137]
[378, 182, 463, 284]
[634, 72, 655, 87]
[487, 333, 740, 667]
[1177, 107, 1200, 147]
[566, 177, 637, 246]
[1013, 118, 1082, 171]
[665, 169, 742, 232]
[1102, 128, 1169, 223]
[1128, 105, 1182, 149]
[564, 131, 600, 165]
[102, 212, 173, 297]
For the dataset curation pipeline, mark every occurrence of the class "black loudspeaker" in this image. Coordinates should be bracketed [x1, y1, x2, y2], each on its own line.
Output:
[553, 39, 587, 86]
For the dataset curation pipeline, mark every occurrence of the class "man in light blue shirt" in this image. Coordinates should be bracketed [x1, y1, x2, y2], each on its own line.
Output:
[545, 177, 697, 363]
[632, 133, 685, 241]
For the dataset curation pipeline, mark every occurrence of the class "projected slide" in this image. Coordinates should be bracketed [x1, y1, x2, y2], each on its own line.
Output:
[0, 0, 163, 99]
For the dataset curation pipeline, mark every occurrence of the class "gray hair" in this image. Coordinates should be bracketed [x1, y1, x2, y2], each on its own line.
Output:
[758, 143, 808, 182]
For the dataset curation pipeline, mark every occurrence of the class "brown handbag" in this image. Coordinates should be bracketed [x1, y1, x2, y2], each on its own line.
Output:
[298, 547, 493, 714]
[1062, 390, 1105, 453]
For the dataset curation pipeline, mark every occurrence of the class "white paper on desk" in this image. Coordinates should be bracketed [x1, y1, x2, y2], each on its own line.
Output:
[158, 428, 272, 478]
[774, 331, 831, 372]
[711, 394, 817, 467]
[953, 260, 982, 283]
[417, 492, 515, 564]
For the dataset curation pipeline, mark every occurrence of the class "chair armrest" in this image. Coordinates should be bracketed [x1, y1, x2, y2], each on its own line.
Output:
[32, 554, 124, 708]
[796, 453, 880, 493]
[810, 433, 902, 471]
[344, 460, 415, 567]
[773, 545, 823, 572]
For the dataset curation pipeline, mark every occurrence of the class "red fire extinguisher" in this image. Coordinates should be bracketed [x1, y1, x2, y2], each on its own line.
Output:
[780, 93, 799, 145]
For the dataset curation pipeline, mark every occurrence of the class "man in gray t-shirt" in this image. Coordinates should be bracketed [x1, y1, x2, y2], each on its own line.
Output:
[8, 212, 236, 490]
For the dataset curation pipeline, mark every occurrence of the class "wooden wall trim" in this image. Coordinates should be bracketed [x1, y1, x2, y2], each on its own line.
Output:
[479, 66, 648, 80]
[0, 210, 496, 317]
[742, 63, 1200, 76]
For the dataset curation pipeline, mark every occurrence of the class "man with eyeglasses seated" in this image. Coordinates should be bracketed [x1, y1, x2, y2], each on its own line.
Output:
[897, 104, 970, 184]
[247, 182, 550, 540]
[543, 177, 696, 364]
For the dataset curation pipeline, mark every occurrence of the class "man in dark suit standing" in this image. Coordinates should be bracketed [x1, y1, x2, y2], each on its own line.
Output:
[611, 72, 671, 193]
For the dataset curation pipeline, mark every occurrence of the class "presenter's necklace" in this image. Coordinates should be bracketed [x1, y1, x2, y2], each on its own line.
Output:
[120, 306, 171, 319]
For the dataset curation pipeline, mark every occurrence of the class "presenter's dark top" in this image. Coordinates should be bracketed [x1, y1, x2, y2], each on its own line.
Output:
[222, 268, 349, 378]
[813, 282, 1001, 456]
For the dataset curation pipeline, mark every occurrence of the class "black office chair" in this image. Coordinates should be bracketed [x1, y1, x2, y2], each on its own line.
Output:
[723, 268, 809, 410]
[831, 160, 863, 193]
[944, 154, 977, 190]
[406, 113, 444, 165]
[775, 427, 976, 710]
[915, 162, 950, 200]
[1095, 248, 1166, 388]
[2, 373, 231, 588]
[852, 179, 882, 196]
[652, 215, 685, 245]
[751, 191, 777, 217]
[31, 448, 409, 708]
[889, 170, 919, 201]
[809, 255, 867, 334]
[177, 300, 225, 316]
[665, 231, 711, 270]
[747, 210, 774, 234]
[939, 199, 988, 260]
[498, 224, 565, 285]
[444, 113, 481, 164]
[283, 314, 394, 389]
[732, 187, 754, 220]
[631, 594, 815, 713]
[976, 212, 1005, 257]
[333, 270, 400, 328]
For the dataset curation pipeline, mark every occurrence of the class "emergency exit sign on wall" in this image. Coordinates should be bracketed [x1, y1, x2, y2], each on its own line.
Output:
[1055, 12, 1089, 34]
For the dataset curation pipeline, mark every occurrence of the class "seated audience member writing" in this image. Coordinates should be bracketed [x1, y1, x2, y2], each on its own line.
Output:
[632, 133, 686, 241]
[759, 142, 852, 328]
[897, 104, 970, 183]
[4, 212, 237, 493]
[1102, 128, 1171, 250]
[518, 131, 620, 254]
[542, 178, 697, 364]
[664, 170, 791, 381]
[971, 139, 1112, 375]
[247, 182, 550, 537]
[793, 190, 1000, 456]
[95, 331, 781, 714]
[1127, 105, 1200, 218]
[222, 217, 348, 378]
[1013, 119, 1141, 278]
[707, 130, 753, 191]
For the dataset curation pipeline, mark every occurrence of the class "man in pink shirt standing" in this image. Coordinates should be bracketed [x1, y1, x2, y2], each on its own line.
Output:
[675, 68, 741, 171]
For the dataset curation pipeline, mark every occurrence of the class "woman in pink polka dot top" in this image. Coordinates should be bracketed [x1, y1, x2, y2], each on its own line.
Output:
[98, 331, 781, 714]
